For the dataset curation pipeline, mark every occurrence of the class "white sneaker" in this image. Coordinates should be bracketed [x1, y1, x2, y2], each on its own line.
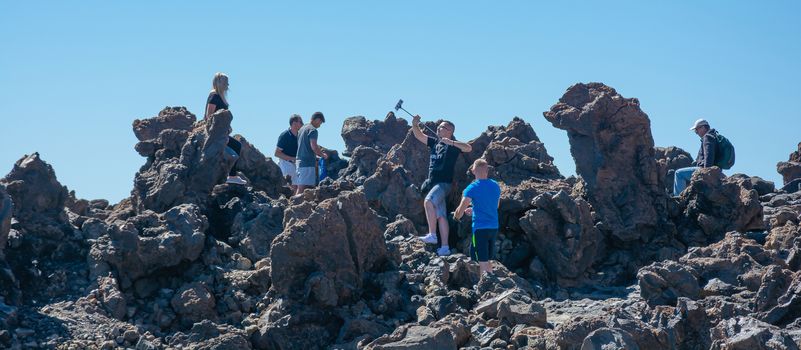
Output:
[419, 232, 438, 244]
[436, 246, 451, 256]
[226, 176, 247, 185]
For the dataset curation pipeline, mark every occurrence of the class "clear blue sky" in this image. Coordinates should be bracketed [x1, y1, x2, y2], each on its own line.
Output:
[2, 1, 799, 203]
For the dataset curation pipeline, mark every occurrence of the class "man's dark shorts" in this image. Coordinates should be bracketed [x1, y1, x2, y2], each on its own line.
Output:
[470, 228, 497, 262]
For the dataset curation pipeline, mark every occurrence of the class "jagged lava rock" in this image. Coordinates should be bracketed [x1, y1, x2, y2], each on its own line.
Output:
[131, 108, 234, 212]
[466, 117, 562, 186]
[131, 107, 287, 213]
[89, 204, 207, 288]
[0, 185, 15, 304]
[709, 316, 799, 350]
[229, 134, 290, 198]
[544, 83, 668, 243]
[338, 145, 383, 185]
[207, 184, 287, 261]
[637, 260, 700, 306]
[270, 190, 391, 306]
[519, 189, 603, 284]
[341, 112, 410, 156]
[655, 146, 694, 195]
[675, 167, 764, 246]
[133, 106, 196, 142]
[0, 153, 77, 304]
[0, 185, 12, 255]
[778, 142, 801, 192]
[1, 153, 69, 224]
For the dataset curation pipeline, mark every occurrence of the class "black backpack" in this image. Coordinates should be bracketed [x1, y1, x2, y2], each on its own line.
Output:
[714, 132, 735, 170]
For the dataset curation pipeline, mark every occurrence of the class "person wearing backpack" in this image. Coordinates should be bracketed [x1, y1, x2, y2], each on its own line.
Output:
[673, 118, 736, 196]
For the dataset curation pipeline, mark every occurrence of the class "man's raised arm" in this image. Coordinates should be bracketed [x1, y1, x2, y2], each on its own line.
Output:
[411, 115, 428, 144]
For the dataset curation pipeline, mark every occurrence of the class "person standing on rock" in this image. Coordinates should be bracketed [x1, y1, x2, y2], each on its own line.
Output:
[673, 118, 735, 196]
[412, 115, 472, 256]
[275, 114, 304, 193]
[295, 112, 328, 195]
[454, 158, 501, 276]
[204, 72, 247, 185]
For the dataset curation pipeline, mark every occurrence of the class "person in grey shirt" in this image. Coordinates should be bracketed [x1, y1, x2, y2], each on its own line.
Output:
[295, 111, 328, 195]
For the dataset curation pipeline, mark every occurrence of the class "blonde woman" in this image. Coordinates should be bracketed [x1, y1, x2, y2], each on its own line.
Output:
[205, 72, 247, 185]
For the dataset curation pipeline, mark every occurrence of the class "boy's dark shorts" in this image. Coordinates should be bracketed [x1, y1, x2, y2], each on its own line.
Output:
[470, 228, 497, 262]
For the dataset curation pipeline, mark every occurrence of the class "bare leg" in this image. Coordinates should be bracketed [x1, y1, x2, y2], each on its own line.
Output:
[437, 216, 449, 247]
[479, 261, 492, 275]
[295, 185, 307, 196]
[424, 200, 437, 235]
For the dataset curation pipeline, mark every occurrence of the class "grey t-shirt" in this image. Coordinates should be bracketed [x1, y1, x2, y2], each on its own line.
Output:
[296, 124, 318, 167]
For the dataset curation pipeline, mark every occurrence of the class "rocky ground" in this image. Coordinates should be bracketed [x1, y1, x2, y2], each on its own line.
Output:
[1, 82, 800, 349]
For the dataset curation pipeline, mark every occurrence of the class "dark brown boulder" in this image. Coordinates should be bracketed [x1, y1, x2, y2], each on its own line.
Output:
[347, 119, 431, 228]
[754, 266, 796, 316]
[581, 328, 640, 350]
[638, 233, 785, 309]
[341, 112, 410, 156]
[778, 142, 801, 183]
[0, 185, 11, 255]
[759, 273, 801, 327]
[364, 161, 427, 227]
[270, 191, 390, 306]
[338, 145, 383, 185]
[637, 260, 700, 306]
[88, 204, 207, 289]
[206, 184, 287, 261]
[97, 275, 127, 320]
[675, 167, 764, 246]
[709, 316, 799, 350]
[519, 190, 604, 284]
[168, 320, 252, 350]
[466, 117, 562, 187]
[132, 107, 196, 142]
[544, 83, 668, 243]
[229, 135, 290, 198]
[365, 325, 457, 350]
[728, 174, 776, 197]
[498, 179, 571, 233]
[763, 199, 801, 271]
[655, 146, 694, 195]
[684, 233, 784, 286]
[131, 108, 236, 213]
[171, 282, 217, 327]
[1, 153, 69, 223]
[0, 185, 17, 305]
[0, 153, 76, 304]
[130, 107, 288, 214]
[381, 129, 433, 186]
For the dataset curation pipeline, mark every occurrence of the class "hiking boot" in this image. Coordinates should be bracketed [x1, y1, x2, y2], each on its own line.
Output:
[419, 233, 438, 244]
[226, 176, 247, 185]
[436, 246, 451, 256]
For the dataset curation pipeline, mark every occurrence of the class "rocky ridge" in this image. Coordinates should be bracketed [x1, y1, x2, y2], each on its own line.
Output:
[0, 83, 799, 349]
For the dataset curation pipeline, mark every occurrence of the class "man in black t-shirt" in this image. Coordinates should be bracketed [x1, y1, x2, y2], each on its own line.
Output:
[275, 114, 304, 192]
[412, 115, 472, 256]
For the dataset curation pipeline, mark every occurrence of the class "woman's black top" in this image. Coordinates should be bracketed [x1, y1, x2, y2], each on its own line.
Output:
[207, 92, 228, 111]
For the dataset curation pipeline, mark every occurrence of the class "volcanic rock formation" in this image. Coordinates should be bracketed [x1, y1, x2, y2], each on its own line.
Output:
[544, 83, 669, 243]
[778, 142, 801, 193]
[1, 83, 800, 349]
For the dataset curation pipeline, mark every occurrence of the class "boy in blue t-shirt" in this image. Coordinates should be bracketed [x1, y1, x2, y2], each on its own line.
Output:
[454, 158, 501, 276]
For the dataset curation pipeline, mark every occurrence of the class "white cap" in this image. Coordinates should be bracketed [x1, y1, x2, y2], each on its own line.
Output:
[690, 118, 709, 131]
